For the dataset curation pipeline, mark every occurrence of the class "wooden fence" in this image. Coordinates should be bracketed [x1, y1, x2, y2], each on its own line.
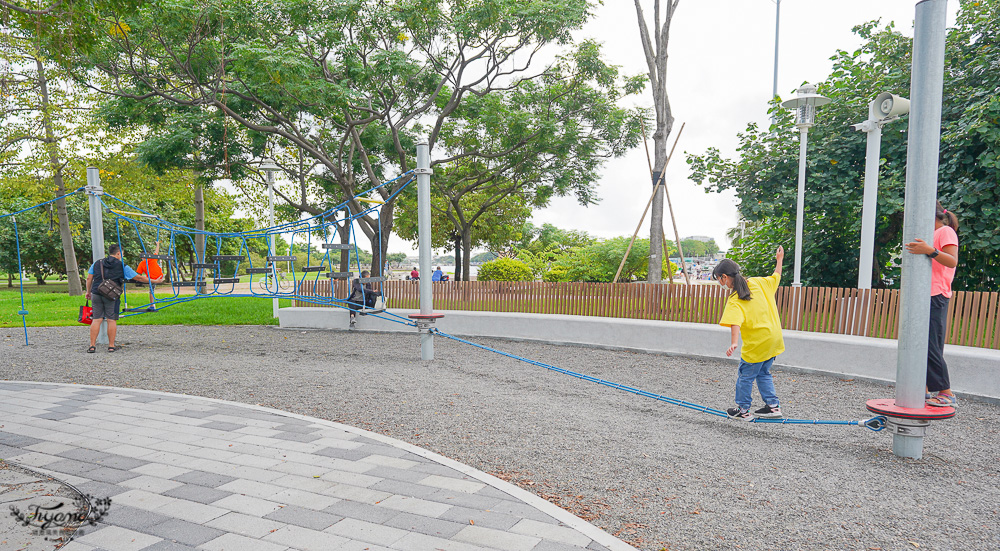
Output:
[296, 280, 1000, 350]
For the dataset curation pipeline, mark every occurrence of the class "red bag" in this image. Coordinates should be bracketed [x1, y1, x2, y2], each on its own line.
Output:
[78, 301, 93, 325]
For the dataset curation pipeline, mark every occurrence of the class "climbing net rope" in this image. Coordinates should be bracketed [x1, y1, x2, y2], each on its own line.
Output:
[98, 171, 418, 320]
[1, 173, 420, 341]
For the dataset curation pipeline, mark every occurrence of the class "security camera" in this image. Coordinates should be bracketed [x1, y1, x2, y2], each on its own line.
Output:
[874, 92, 910, 120]
[850, 123, 865, 132]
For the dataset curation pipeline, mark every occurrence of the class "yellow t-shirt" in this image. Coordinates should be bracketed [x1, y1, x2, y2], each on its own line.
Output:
[718, 273, 785, 363]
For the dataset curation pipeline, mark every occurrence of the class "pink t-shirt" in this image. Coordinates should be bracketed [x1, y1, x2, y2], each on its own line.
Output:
[931, 225, 958, 298]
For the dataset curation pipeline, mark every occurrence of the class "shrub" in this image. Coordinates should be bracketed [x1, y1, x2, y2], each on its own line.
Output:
[477, 257, 533, 281]
[542, 265, 571, 282]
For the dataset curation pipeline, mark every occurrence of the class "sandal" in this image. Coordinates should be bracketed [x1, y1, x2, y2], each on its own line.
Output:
[108, 346, 117, 353]
[926, 393, 957, 407]
[87, 346, 96, 354]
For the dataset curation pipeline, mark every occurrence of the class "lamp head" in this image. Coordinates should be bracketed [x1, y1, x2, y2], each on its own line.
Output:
[258, 158, 279, 172]
[780, 84, 831, 128]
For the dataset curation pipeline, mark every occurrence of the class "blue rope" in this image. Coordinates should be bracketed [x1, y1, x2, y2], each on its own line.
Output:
[430, 329, 886, 431]
[12, 217, 28, 346]
[0, 187, 86, 220]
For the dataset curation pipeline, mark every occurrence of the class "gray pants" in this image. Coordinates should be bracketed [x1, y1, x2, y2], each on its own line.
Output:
[91, 292, 121, 321]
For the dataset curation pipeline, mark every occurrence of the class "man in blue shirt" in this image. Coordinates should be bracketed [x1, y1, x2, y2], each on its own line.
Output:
[84, 244, 163, 353]
[432, 267, 443, 281]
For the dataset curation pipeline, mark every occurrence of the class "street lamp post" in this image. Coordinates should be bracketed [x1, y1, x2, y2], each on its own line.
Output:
[853, 92, 910, 289]
[259, 159, 280, 318]
[781, 84, 831, 288]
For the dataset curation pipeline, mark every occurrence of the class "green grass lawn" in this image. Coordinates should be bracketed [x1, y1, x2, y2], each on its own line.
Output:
[0, 287, 290, 327]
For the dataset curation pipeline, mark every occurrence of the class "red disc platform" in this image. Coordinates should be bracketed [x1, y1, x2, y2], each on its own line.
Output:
[865, 398, 955, 420]
[408, 313, 445, 320]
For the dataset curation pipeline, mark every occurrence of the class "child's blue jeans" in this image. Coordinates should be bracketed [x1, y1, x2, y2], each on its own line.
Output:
[735, 357, 779, 411]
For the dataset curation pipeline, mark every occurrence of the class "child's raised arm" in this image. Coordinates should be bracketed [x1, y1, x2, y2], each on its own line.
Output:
[774, 245, 784, 278]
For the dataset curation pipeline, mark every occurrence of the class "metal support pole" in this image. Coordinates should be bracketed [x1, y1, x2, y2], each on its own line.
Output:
[416, 141, 434, 360]
[772, 0, 780, 102]
[858, 123, 883, 289]
[267, 169, 278, 318]
[86, 167, 108, 346]
[894, 0, 948, 460]
[792, 126, 808, 287]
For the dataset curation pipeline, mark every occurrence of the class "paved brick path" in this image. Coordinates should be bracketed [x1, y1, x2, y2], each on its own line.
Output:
[0, 381, 631, 551]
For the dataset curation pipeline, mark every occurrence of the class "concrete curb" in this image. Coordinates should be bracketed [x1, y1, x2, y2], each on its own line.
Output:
[5, 380, 637, 551]
[279, 307, 1000, 404]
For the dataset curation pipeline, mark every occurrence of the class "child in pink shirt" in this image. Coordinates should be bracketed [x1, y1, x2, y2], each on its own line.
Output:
[904, 202, 959, 407]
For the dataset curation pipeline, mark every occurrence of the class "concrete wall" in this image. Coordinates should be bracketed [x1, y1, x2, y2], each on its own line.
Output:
[279, 307, 1000, 403]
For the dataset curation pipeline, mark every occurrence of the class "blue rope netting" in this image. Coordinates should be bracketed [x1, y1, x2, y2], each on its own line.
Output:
[98, 171, 416, 315]
[1, 187, 87, 346]
[2, 174, 416, 333]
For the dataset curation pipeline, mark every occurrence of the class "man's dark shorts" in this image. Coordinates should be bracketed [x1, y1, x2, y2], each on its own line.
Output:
[91, 292, 121, 321]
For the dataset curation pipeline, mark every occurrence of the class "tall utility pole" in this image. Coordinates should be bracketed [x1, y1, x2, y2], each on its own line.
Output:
[772, 0, 781, 107]
[892, 0, 948, 460]
[634, 0, 680, 283]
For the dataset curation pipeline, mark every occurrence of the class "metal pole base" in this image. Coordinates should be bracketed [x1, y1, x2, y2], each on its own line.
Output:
[888, 417, 929, 459]
[420, 329, 434, 361]
[97, 320, 109, 346]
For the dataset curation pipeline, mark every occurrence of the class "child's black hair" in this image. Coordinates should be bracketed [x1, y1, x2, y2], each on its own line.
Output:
[936, 201, 959, 232]
[712, 258, 752, 301]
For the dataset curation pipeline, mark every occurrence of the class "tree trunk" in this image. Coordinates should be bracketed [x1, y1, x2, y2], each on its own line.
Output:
[338, 217, 350, 273]
[7, 273, 12, 287]
[462, 229, 473, 282]
[634, 0, 678, 283]
[36, 58, 83, 296]
[194, 182, 206, 293]
[452, 233, 463, 281]
[367, 203, 394, 278]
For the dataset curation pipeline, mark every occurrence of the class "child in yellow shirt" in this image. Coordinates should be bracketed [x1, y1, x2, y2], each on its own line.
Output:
[713, 246, 785, 420]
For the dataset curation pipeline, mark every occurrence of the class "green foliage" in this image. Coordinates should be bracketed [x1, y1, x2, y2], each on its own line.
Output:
[679, 238, 720, 258]
[515, 248, 560, 280]
[37, 0, 625, 276]
[0, 197, 85, 284]
[542, 265, 571, 282]
[0, 288, 285, 327]
[476, 257, 533, 282]
[471, 251, 498, 263]
[386, 253, 408, 267]
[547, 237, 674, 282]
[723, 218, 793, 285]
[688, 3, 1000, 290]
[517, 223, 595, 253]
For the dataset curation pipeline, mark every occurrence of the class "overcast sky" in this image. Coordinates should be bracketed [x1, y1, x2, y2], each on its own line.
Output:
[518, 0, 960, 254]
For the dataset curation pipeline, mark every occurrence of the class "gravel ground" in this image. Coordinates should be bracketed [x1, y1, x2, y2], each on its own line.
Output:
[2, 325, 998, 551]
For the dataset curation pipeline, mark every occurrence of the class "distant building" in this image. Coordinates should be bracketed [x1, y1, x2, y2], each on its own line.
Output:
[683, 235, 714, 243]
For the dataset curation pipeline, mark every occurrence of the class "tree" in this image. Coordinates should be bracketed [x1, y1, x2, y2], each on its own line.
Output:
[518, 223, 595, 253]
[42, 0, 627, 283]
[679, 238, 719, 258]
[634, 0, 680, 282]
[0, 196, 89, 284]
[385, 252, 407, 268]
[396, 41, 643, 280]
[471, 251, 497, 263]
[0, 22, 95, 294]
[687, 9, 1000, 290]
[548, 236, 673, 282]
